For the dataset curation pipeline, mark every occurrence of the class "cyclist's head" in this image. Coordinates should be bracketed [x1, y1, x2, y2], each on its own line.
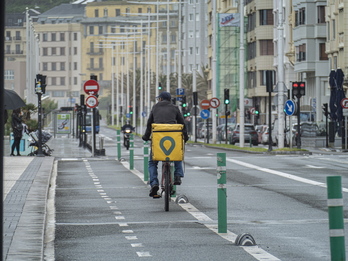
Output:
[157, 91, 171, 101]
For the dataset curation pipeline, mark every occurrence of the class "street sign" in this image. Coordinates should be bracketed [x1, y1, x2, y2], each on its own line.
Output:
[284, 100, 296, 116]
[200, 109, 210, 119]
[343, 109, 348, 116]
[83, 79, 100, 95]
[200, 99, 210, 110]
[249, 107, 255, 115]
[86, 95, 99, 108]
[210, 97, 220, 108]
[176, 88, 185, 96]
[341, 98, 348, 109]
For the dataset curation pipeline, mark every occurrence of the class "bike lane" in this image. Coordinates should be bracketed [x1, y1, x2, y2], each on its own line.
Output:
[54, 158, 257, 261]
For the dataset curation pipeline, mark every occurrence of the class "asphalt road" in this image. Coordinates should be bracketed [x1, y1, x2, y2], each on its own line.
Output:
[51, 127, 348, 260]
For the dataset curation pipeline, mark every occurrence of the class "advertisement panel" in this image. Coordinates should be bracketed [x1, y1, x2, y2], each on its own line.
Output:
[56, 113, 71, 134]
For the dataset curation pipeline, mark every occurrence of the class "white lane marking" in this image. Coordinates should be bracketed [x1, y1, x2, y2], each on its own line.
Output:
[132, 243, 144, 247]
[115, 216, 125, 220]
[60, 158, 79, 161]
[137, 252, 152, 257]
[123, 161, 281, 261]
[119, 223, 128, 227]
[125, 236, 138, 240]
[306, 165, 324, 169]
[227, 158, 348, 193]
[122, 230, 134, 234]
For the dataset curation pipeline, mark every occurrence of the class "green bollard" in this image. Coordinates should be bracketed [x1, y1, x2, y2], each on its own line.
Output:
[116, 130, 121, 161]
[143, 141, 149, 181]
[327, 176, 346, 261]
[129, 134, 134, 170]
[171, 164, 176, 198]
[217, 153, 227, 233]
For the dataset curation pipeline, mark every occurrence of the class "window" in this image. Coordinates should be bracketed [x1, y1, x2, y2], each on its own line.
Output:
[52, 47, 56, 55]
[95, 9, 99, 17]
[60, 77, 65, 86]
[104, 8, 108, 17]
[60, 62, 65, 71]
[52, 62, 56, 71]
[189, 14, 193, 21]
[52, 77, 57, 86]
[43, 48, 48, 56]
[43, 33, 48, 42]
[171, 34, 176, 43]
[99, 58, 103, 69]
[60, 47, 65, 56]
[51, 33, 56, 41]
[74, 33, 77, 41]
[74, 77, 78, 85]
[4, 70, 14, 80]
[259, 9, 273, 25]
[332, 19, 336, 40]
[116, 9, 121, 16]
[296, 44, 306, 61]
[74, 47, 77, 55]
[15, 44, 21, 54]
[295, 8, 306, 26]
[52, 91, 64, 97]
[99, 26, 103, 35]
[259, 40, 274, 55]
[247, 41, 256, 60]
[89, 26, 94, 35]
[317, 6, 325, 23]
[162, 34, 167, 43]
[60, 33, 65, 41]
[189, 31, 194, 38]
[74, 62, 77, 70]
[138, 8, 142, 13]
[43, 63, 48, 71]
[319, 43, 328, 60]
[189, 47, 193, 55]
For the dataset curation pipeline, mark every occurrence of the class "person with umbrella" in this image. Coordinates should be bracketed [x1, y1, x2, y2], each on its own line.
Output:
[10, 108, 23, 156]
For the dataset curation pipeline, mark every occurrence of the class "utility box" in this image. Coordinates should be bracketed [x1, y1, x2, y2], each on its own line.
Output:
[151, 124, 184, 161]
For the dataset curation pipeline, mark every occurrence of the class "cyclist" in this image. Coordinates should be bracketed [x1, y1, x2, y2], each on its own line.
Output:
[121, 121, 134, 146]
[142, 91, 189, 197]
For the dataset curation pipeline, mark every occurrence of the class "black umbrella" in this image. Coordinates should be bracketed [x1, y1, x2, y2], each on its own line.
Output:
[4, 89, 26, 109]
[335, 69, 345, 122]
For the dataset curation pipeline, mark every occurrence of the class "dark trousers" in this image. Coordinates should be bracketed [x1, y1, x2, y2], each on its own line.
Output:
[11, 137, 21, 155]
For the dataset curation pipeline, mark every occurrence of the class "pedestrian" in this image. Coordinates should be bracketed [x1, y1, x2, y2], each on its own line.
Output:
[142, 91, 189, 197]
[10, 108, 23, 156]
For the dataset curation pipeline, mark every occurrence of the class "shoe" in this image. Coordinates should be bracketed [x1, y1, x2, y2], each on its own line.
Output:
[174, 176, 182, 185]
[149, 185, 159, 197]
[10, 153, 15, 156]
[17, 154, 21, 156]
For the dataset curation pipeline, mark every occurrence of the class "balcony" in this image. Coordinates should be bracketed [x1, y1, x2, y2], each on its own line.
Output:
[4, 50, 23, 55]
[5, 36, 12, 41]
[13, 36, 22, 41]
[87, 64, 103, 71]
[86, 48, 104, 55]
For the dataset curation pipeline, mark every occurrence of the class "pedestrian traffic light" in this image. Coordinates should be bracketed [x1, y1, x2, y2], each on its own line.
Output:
[224, 89, 230, 105]
[182, 96, 187, 108]
[158, 82, 162, 90]
[299, 82, 306, 96]
[292, 82, 299, 98]
[255, 105, 260, 118]
[322, 103, 329, 117]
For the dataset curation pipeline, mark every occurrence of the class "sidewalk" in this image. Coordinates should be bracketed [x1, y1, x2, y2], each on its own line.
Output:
[3, 136, 91, 260]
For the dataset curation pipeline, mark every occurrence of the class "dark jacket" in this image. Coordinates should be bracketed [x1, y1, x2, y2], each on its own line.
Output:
[11, 112, 23, 138]
[142, 100, 188, 142]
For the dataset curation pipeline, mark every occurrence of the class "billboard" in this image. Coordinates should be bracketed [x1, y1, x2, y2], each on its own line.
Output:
[219, 13, 240, 27]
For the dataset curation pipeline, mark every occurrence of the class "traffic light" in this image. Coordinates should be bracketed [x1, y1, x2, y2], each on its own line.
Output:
[129, 106, 133, 115]
[224, 88, 230, 104]
[182, 96, 187, 108]
[299, 82, 306, 96]
[265, 70, 273, 93]
[292, 82, 299, 98]
[158, 82, 162, 90]
[41, 75, 47, 94]
[322, 103, 329, 117]
[255, 105, 260, 118]
[182, 108, 187, 117]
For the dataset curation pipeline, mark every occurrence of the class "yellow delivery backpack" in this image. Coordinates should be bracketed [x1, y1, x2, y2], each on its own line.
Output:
[151, 123, 184, 161]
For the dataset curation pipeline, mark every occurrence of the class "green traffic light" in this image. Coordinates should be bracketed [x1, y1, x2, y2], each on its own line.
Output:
[182, 103, 187, 108]
[255, 110, 259, 114]
[224, 99, 230, 105]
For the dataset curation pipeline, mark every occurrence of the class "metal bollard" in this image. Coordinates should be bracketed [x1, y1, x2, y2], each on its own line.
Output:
[143, 141, 149, 181]
[116, 130, 121, 161]
[130, 134, 134, 170]
[99, 136, 104, 150]
[327, 176, 346, 261]
[217, 153, 227, 233]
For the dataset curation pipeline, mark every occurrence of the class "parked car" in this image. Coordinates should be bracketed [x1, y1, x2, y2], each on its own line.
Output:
[229, 123, 259, 146]
[292, 122, 320, 146]
[217, 123, 235, 141]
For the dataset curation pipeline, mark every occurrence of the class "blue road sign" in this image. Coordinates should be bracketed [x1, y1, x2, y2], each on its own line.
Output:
[176, 88, 185, 96]
[142, 111, 147, 117]
[284, 100, 296, 116]
[126, 113, 131, 118]
[200, 109, 210, 119]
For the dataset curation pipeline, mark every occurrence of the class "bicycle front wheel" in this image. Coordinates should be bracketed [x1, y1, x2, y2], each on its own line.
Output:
[164, 163, 170, 212]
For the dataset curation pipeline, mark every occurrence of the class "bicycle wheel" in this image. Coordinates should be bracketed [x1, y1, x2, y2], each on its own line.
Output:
[164, 163, 170, 212]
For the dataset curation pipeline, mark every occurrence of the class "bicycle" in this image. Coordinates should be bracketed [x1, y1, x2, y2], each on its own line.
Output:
[122, 128, 133, 150]
[160, 160, 176, 211]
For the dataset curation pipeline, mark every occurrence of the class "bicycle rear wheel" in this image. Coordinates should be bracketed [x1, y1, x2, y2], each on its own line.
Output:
[163, 163, 170, 212]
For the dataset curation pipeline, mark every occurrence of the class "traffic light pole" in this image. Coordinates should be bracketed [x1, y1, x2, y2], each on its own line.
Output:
[297, 98, 301, 149]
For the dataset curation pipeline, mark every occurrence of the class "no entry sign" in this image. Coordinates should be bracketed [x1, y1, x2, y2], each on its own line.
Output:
[84, 80, 100, 95]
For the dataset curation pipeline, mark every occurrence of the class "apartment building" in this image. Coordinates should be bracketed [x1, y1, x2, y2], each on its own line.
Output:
[35, 4, 85, 108]
[293, 0, 328, 122]
[181, 0, 208, 74]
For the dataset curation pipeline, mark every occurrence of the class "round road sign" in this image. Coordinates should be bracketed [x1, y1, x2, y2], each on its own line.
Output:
[284, 100, 296, 116]
[200, 99, 210, 110]
[86, 95, 99, 108]
[341, 98, 348, 109]
[210, 97, 220, 108]
[84, 79, 100, 95]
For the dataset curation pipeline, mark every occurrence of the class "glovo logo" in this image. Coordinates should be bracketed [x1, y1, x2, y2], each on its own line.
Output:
[159, 136, 176, 160]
